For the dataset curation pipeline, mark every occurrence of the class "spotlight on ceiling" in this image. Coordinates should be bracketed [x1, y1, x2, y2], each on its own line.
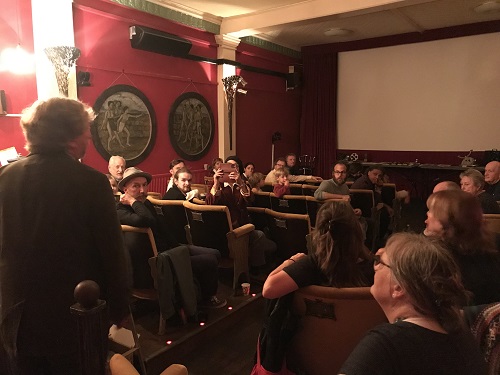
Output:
[324, 28, 353, 37]
[474, 1, 500, 13]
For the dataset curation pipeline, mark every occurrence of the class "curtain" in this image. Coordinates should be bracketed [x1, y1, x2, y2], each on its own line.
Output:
[300, 52, 338, 178]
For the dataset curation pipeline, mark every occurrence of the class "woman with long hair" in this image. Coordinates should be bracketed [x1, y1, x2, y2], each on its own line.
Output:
[340, 233, 487, 374]
[262, 201, 373, 299]
[424, 189, 500, 304]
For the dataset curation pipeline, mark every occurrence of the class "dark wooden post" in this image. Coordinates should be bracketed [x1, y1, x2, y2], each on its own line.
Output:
[70, 280, 108, 375]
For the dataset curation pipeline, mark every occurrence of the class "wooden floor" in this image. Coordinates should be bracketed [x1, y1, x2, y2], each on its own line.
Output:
[129, 270, 267, 375]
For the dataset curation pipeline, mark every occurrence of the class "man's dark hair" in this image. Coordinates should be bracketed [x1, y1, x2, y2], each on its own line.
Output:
[275, 157, 286, 165]
[366, 165, 384, 174]
[169, 159, 184, 170]
[174, 167, 192, 180]
[332, 161, 348, 171]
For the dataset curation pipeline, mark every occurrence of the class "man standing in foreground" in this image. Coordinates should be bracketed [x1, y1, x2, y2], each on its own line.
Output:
[0, 97, 130, 374]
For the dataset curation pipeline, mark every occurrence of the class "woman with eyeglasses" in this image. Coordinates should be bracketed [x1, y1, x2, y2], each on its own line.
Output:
[262, 201, 373, 299]
[424, 189, 500, 305]
[340, 233, 487, 375]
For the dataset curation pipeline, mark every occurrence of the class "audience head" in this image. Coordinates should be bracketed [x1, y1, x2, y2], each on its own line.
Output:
[484, 161, 500, 185]
[348, 162, 363, 179]
[425, 190, 495, 255]
[21, 97, 94, 158]
[332, 161, 348, 185]
[173, 167, 192, 194]
[169, 159, 185, 177]
[212, 157, 223, 171]
[106, 173, 119, 194]
[118, 167, 152, 201]
[373, 233, 468, 333]
[244, 162, 255, 177]
[460, 168, 484, 196]
[225, 155, 244, 175]
[366, 165, 384, 184]
[273, 157, 286, 171]
[312, 201, 369, 287]
[248, 172, 265, 190]
[285, 153, 297, 167]
[432, 180, 460, 193]
[274, 168, 289, 185]
[108, 155, 126, 181]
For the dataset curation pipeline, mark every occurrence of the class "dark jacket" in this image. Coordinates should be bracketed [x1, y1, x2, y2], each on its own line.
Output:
[0, 152, 130, 360]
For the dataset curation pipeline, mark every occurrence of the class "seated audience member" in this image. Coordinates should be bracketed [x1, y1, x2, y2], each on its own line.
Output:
[351, 165, 393, 241]
[273, 168, 291, 198]
[262, 201, 373, 299]
[285, 153, 300, 175]
[210, 157, 223, 176]
[433, 180, 461, 193]
[166, 159, 185, 192]
[265, 157, 322, 184]
[108, 155, 126, 182]
[340, 233, 487, 375]
[243, 162, 255, 182]
[117, 167, 226, 308]
[424, 190, 500, 304]
[206, 159, 276, 269]
[460, 168, 500, 214]
[347, 161, 363, 182]
[314, 161, 351, 203]
[225, 155, 244, 175]
[163, 167, 198, 201]
[484, 160, 500, 200]
[106, 173, 120, 195]
[248, 172, 265, 193]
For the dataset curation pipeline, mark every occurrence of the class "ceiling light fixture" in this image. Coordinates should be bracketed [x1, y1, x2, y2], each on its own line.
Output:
[474, 1, 500, 13]
[324, 28, 353, 37]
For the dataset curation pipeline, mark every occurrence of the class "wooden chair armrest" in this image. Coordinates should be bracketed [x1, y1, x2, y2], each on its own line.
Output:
[232, 223, 255, 238]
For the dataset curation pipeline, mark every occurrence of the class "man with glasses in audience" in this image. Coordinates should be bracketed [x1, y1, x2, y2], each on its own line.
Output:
[314, 161, 352, 203]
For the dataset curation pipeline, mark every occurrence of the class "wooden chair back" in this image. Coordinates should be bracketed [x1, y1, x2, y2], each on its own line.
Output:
[261, 182, 274, 192]
[301, 184, 318, 197]
[252, 190, 272, 208]
[270, 193, 308, 215]
[287, 286, 387, 375]
[484, 214, 500, 233]
[182, 201, 254, 292]
[147, 196, 190, 244]
[265, 208, 311, 260]
[247, 206, 268, 231]
[147, 191, 162, 199]
[120, 225, 166, 335]
[191, 183, 207, 195]
[289, 183, 303, 195]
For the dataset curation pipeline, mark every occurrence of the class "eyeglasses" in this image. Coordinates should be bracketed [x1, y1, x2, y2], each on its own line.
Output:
[373, 254, 391, 269]
[333, 170, 347, 175]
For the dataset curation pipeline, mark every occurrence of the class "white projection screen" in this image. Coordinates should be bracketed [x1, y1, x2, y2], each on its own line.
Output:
[337, 32, 500, 151]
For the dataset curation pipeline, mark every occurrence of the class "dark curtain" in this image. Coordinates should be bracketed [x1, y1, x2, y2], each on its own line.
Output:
[300, 52, 338, 179]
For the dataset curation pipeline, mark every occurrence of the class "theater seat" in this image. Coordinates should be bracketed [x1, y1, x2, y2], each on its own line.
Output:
[287, 286, 387, 375]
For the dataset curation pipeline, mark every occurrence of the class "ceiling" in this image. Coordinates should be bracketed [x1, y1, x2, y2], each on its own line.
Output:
[153, 0, 500, 51]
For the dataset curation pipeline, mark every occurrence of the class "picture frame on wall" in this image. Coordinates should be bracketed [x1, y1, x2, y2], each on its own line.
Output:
[168, 92, 214, 161]
[91, 84, 156, 166]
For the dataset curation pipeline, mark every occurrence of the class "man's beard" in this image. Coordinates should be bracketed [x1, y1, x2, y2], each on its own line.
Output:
[335, 177, 345, 185]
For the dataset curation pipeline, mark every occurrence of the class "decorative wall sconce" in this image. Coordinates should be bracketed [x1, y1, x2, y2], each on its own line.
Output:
[77, 71, 91, 87]
[44, 46, 81, 96]
[222, 75, 247, 150]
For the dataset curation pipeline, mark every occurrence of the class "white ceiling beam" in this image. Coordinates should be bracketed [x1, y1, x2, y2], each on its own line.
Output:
[220, 0, 438, 37]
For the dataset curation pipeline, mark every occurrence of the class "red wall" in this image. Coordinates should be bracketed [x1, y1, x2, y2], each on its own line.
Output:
[0, 0, 37, 154]
[1, 0, 302, 178]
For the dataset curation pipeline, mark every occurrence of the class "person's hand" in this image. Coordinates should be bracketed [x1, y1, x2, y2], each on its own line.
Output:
[353, 208, 362, 216]
[284, 180, 290, 187]
[229, 170, 240, 182]
[213, 168, 223, 188]
[341, 195, 350, 202]
[385, 205, 394, 217]
[120, 193, 136, 206]
[314, 176, 323, 182]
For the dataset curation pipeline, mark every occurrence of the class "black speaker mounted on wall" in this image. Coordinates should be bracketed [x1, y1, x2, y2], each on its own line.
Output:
[129, 25, 192, 57]
[286, 72, 302, 90]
